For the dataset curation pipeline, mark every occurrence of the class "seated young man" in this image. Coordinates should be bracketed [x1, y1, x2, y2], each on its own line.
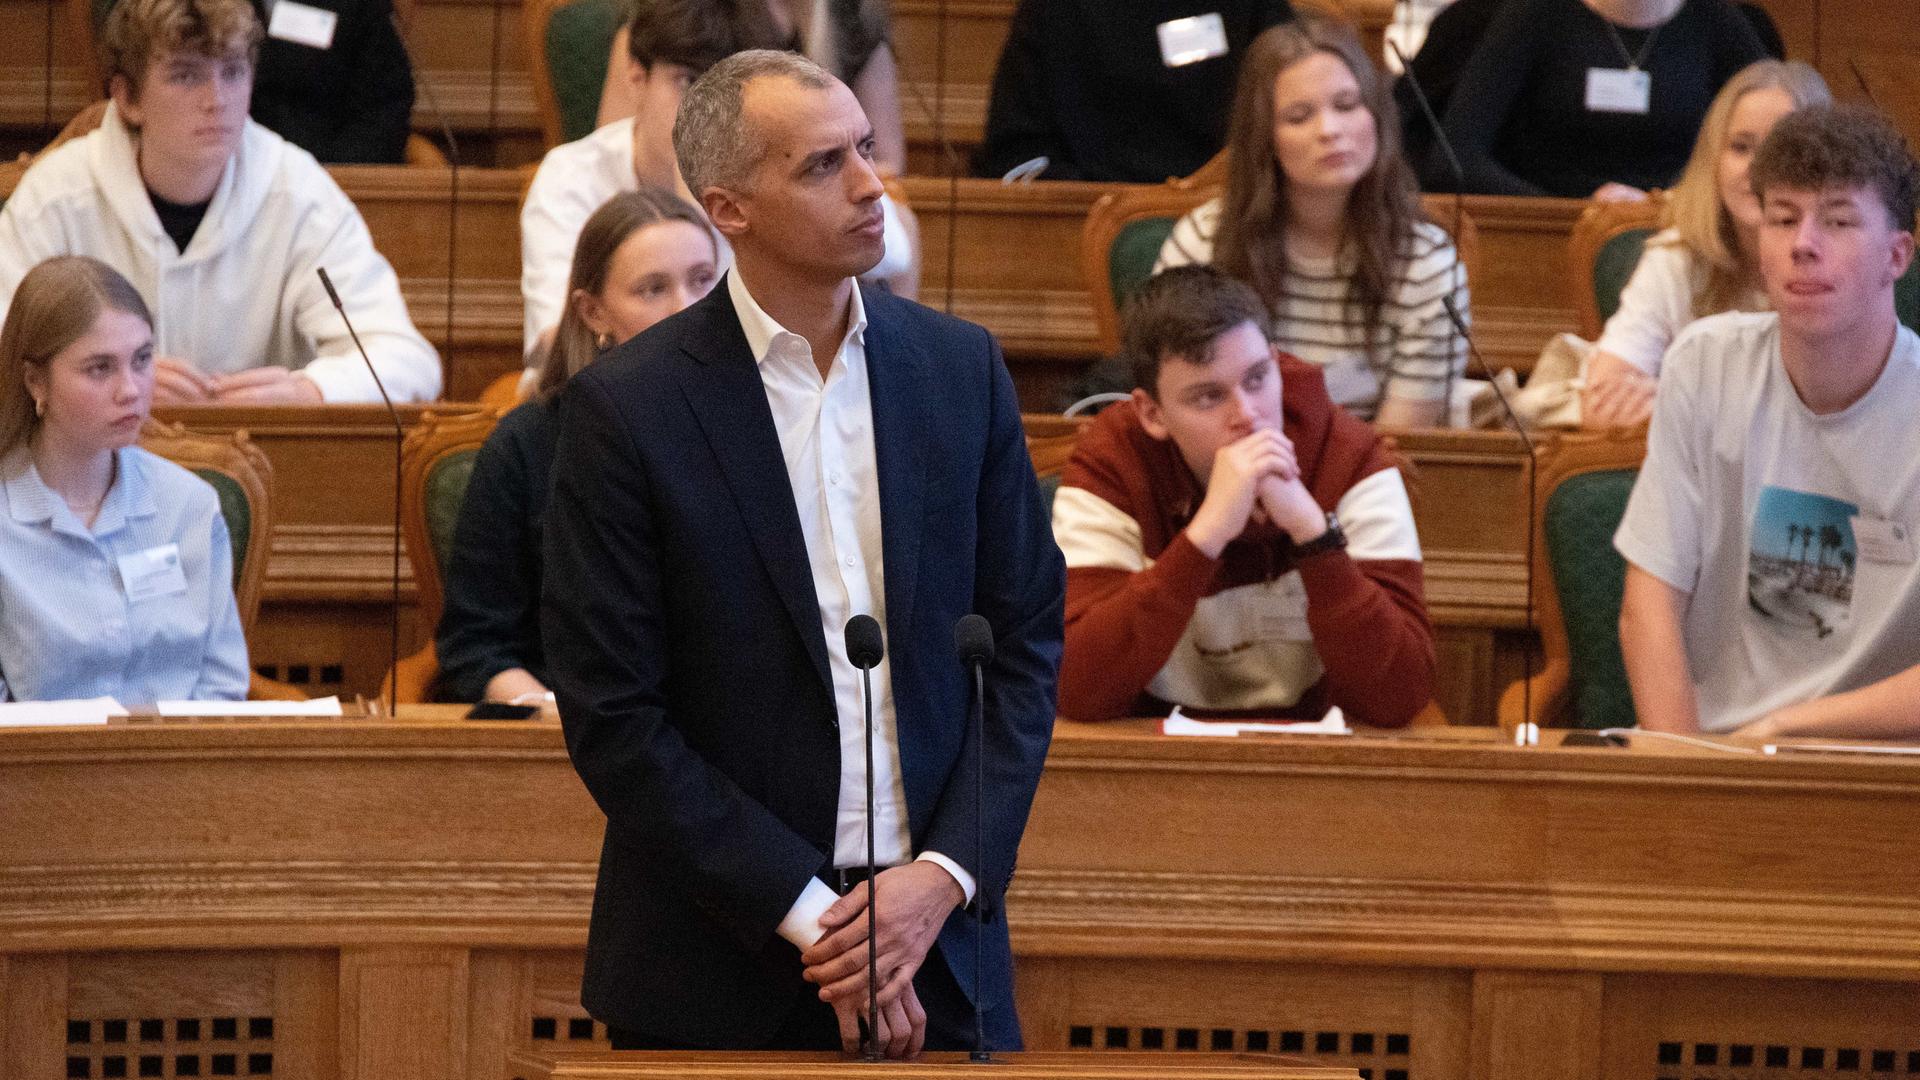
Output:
[518, 0, 915, 362]
[1616, 102, 1920, 741]
[0, 0, 440, 405]
[1052, 266, 1435, 725]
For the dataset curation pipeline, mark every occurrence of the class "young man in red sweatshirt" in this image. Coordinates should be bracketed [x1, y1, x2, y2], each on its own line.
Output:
[1052, 265, 1434, 725]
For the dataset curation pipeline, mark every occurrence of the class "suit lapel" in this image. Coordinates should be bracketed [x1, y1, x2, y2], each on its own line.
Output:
[863, 288, 931, 662]
[675, 286, 834, 694]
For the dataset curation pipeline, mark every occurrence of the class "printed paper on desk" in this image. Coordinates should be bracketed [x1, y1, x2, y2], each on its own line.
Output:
[155, 696, 344, 717]
[1162, 705, 1349, 737]
[0, 697, 127, 726]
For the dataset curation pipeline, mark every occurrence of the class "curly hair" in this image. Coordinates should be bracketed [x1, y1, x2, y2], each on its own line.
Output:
[100, 0, 262, 102]
[1751, 102, 1919, 231]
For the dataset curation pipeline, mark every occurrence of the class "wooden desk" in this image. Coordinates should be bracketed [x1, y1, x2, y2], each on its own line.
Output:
[510, 1049, 1357, 1079]
[5, 716, 1919, 1080]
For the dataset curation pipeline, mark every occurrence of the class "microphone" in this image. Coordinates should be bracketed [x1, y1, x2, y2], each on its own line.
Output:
[1393, 45, 1542, 743]
[843, 613, 885, 1060]
[952, 613, 993, 1062]
[387, 8, 461, 375]
[318, 267, 405, 721]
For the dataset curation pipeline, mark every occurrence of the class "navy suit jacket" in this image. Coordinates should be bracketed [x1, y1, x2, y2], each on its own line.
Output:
[542, 277, 1065, 1046]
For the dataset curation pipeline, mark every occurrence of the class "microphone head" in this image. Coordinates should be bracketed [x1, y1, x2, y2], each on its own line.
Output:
[845, 614, 885, 670]
[315, 267, 343, 310]
[953, 614, 994, 666]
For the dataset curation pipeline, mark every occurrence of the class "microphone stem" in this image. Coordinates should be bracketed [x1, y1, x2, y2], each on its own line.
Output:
[970, 658, 988, 1061]
[863, 662, 879, 1061]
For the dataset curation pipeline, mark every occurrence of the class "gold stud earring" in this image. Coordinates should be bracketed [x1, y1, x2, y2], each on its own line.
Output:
[32, 397, 43, 418]
[596, 333, 613, 351]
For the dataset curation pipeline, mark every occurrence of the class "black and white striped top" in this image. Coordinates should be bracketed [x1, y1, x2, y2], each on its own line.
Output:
[1156, 198, 1470, 419]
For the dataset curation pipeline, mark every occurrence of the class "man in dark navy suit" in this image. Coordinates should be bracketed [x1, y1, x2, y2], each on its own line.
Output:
[541, 49, 1064, 1059]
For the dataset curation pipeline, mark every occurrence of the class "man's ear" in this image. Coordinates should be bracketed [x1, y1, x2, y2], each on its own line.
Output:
[702, 186, 750, 240]
[109, 73, 140, 127]
[1132, 386, 1171, 441]
[1888, 227, 1915, 287]
[624, 54, 649, 95]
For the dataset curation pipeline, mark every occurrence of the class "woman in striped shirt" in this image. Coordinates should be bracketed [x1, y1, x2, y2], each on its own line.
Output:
[1157, 12, 1469, 426]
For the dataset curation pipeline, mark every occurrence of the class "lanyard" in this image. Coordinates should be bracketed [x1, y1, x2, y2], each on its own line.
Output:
[1602, 18, 1663, 71]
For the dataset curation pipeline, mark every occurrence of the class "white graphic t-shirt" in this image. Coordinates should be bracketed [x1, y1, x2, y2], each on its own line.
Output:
[1615, 312, 1920, 732]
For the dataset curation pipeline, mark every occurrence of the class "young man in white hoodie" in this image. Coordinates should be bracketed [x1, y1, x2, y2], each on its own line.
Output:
[0, 0, 440, 405]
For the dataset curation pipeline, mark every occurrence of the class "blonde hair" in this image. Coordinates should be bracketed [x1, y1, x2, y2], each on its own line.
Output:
[0, 256, 154, 459]
[1661, 60, 1830, 316]
[101, 0, 263, 102]
[536, 187, 714, 401]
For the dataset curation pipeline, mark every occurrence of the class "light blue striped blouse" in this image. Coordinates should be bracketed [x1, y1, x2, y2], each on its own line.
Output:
[0, 445, 249, 703]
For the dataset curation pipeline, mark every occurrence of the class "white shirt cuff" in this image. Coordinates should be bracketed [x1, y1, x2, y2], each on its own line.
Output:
[915, 851, 977, 906]
[775, 876, 841, 950]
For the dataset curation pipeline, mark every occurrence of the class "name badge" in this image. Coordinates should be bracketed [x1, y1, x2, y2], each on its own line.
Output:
[1851, 515, 1916, 564]
[119, 543, 189, 603]
[1157, 13, 1229, 68]
[1586, 67, 1651, 114]
[268, 0, 338, 49]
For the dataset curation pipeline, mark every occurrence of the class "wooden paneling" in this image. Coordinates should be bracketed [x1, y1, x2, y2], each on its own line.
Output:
[6, 720, 1920, 1077]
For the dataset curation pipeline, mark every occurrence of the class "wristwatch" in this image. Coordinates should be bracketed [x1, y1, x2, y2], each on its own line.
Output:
[1289, 512, 1346, 559]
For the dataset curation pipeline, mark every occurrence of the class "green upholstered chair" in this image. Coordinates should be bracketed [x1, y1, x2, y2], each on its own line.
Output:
[1023, 413, 1087, 517]
[138, 421, 303, 701]
[1568, 196, 1665, 338]
[1499, 430, 1648, 731]
[524, 0, 625, 147]
[1897, 257, 1920, 334]
[384, 408, 505, 703]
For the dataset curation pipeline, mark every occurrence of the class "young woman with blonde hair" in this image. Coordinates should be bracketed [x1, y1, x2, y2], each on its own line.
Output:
[0, 256, 247, 702]
[1584, 59, 1830, 427]
[1157, 12, 1468, 427]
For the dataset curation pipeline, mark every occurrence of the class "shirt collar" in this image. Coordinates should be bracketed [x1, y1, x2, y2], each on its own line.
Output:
[726, 268, 868, 368]
[3, 446, 156, 535]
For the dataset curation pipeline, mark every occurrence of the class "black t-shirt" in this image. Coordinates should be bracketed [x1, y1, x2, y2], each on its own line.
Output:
[248, 0, 415, 163]
[1435, 0, 1766, 197]
[148, 189, 211, 255]
[975, 0, 1296, 182]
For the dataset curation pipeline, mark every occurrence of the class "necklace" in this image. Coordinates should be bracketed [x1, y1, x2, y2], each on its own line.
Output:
[1600, 11, 1664, 70]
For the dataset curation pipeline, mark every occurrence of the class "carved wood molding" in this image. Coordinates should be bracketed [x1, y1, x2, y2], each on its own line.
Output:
[1004, 870, 1920, 981]
[0, 860, 594, 951]
[1422, 550, 1529, 628]
[265, 524, 417, 603]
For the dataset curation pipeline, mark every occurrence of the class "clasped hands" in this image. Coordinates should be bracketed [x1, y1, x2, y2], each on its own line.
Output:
[799, 860, 964, 1060]
[1185, 428, 1328, 560]
[154, 357, 323, 405]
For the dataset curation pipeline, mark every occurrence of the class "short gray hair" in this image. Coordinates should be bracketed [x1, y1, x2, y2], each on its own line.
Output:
[674, 49, 834, 198]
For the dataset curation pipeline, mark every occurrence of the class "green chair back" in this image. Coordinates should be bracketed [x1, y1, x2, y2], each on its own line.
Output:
[1592, 228, 1654, 328]
[1108, 218, 1179, 317]
[192, 467, 250, 590]
[1038, 472, 1063, 515]
[1543, 468, 1640, 730]
[546, 0, 624, 144]
[424, 450, 481, 577]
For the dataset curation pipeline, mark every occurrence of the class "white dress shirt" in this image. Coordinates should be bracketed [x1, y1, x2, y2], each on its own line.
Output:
[723, 271, 974, 950]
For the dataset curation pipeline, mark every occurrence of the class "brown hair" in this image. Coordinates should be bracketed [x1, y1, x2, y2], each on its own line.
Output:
[100, 0, 263, 103]
[1212, 13, 1424, 359]
[1751, 102, 1920, 232]
[536, 186, 714, 401]
[627, 0, 780, 76]
[0, 256, 154, 459]
[1660, 60, 1829, 316]
[1123, 266, 1275, 395]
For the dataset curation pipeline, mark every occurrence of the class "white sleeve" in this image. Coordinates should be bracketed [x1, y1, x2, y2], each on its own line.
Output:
[0, 186, 65, 323]
[520, 157, 592, 362]
[1613, 325, 1710, 593]
[291, 180, 442, 403]
[1153, 200, 1219, 273]
[1594, 238, 1697, 377]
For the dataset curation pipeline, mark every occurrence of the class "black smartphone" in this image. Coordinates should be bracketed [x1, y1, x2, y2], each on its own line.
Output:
[1561, 730, 1627, 747]
[466, 702, 541, 720]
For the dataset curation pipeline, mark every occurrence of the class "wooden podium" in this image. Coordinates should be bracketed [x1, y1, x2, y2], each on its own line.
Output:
[508, 1050, 1359, 1079]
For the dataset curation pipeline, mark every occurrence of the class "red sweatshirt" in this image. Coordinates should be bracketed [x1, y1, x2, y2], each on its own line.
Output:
[1051, 358, 1435, 726]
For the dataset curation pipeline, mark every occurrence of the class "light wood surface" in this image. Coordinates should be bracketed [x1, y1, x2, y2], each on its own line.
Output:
[6, 716, 1920, 1079]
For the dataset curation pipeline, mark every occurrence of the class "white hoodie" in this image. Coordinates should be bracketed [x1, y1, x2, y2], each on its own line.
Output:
[0, 103, 441, 403]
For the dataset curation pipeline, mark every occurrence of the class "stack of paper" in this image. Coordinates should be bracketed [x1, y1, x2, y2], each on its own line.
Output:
[0, 698, 127, 726]
[1162, 706, 1350, 737]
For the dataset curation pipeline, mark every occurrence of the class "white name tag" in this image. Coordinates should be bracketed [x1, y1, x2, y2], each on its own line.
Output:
[1585, 67, 1651, 114]
[1851, 515, 1916, 564]
[268, 0, 338, 49]
[118, 543, 189, 603]
[1157, 13, 1229, 68]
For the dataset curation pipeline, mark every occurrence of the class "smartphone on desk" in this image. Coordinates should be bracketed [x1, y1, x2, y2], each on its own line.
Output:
[1561, 730, 1628, 748]
[466, 702, 541, 721]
